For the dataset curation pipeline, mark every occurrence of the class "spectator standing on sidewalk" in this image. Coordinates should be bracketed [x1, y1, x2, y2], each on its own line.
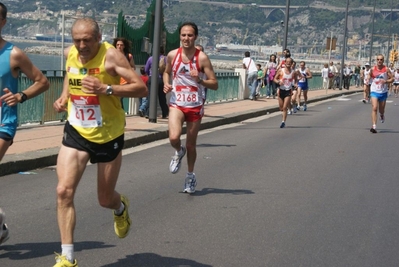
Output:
[388, 63, 395, 96]
[263, 54, 277, 99]
[52, 18, 147, 266]
[328, 61, 337, 89]
[163, 22, 218, 193]
[360, 66, 365, 87]
[393, 67, 399, 97]
[255, 63, 264, 97]
[321, 63, 330, 90]
[113, 37, 136, 110]
[138, 67, 149, 117]
[113, 37, 136, 71]
[343, 64, 352, 89]
[368, 55, 393, 133]
[354, 64, 361, 88]
[335, 62, 341, 89]
[242, 51, 258, 100]
[145, 46, 169, 119]
[0, 2, 50, 246]
[274, 57, 299, 128]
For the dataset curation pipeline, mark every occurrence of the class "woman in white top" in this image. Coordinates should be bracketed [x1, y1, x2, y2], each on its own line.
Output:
[321, 63, 330, 90]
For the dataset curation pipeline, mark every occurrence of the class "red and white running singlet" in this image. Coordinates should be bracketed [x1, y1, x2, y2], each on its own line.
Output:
[170, 47, 205, 108]
[370, 66, 388, 93]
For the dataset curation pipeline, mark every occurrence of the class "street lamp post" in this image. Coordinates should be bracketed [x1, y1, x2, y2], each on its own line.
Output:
[369, 0, 377, 65]
[283, 0, 290, 50]
[339, 0, 349, 90]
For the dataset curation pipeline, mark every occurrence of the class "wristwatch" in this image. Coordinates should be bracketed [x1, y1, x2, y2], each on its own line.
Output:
[106, 85, 113, 95]
[197, 77, 204, 84]
[19, 92, 28, 103]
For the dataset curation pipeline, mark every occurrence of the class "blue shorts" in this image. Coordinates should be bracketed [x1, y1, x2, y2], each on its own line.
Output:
[370, 92, 388, 102]
[0, 131, 13, 145]
[298, 82, 308, 90]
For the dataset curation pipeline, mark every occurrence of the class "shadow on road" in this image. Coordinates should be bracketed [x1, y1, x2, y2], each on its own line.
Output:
[191, 187, 254, 196]
[102, 252, 212, 267]
[0, 241, 114, 260]
[197, 143, 236, 147]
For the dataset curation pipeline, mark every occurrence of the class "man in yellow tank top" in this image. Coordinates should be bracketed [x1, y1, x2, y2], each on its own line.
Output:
[52, 18, 147, 267]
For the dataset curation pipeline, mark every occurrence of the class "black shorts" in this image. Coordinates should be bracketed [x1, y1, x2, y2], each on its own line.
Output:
[62, 121, 124, 164]
[0, 131, 13, 145]
[279, 89, 292, 100]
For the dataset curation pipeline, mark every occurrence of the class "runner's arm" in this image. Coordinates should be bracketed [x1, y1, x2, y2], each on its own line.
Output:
[81, 48, 147, 98]
[163, 50, 176, 93]
[53, 46, 72, 112]
[11, 46, 49, 102]
[200, 52, 218, 90]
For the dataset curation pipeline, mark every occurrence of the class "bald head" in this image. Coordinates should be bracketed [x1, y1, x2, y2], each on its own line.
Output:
[71, 18, 100, 39]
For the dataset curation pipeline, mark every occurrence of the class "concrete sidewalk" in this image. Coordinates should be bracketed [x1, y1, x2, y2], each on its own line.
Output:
[0, 88, 361, 176]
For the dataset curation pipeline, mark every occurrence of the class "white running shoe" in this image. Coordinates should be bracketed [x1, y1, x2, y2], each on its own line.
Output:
[183, 173, 197, 194]
[169, 146, 186, 174]
[287, 109, 292, 115]
[0, 209, 9, 245]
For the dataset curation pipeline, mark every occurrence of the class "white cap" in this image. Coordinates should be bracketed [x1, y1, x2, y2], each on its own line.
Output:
[365, 62, 370, 66]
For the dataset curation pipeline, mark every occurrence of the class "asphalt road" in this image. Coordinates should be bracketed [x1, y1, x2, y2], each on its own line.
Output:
[1, 94, 399, 267]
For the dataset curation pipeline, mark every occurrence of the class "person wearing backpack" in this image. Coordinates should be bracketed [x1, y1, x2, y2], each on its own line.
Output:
[145, 46, 169, 119]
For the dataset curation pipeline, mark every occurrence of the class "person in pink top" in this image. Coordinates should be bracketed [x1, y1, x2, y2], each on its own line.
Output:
[163, 22, 218, 193]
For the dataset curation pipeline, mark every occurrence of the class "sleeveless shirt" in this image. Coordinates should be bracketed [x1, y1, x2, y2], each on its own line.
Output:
[279, 69, 295, 91]
[370, 66, 388, 94]
[66, 42, 124, 144]
[0, 42, 19, 137]
[170, 47, 205, 108]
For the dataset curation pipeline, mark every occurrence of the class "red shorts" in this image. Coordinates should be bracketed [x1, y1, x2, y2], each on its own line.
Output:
[170, 105, 204, 122]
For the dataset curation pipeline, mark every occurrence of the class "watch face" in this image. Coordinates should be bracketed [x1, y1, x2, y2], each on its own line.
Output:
[106, 86, 113, 95]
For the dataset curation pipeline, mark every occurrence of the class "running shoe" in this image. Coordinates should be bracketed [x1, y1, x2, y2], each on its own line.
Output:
[266, 96, 270, 99]
[183, 173, 197, 194]
[0, 209, 9, 245]
[114, 195, 131, 238]
[169, 146, 186, 174]
[138, 110, 144, 117]
[380, 114, 385, 123]
[0, 224, 9, 245]
[362, 99, 366, 104]
[280, 122, 285, 128]
[287, 109, 292, 115]
[297, 105, 301, 111]
[53, 253, 78, 267]
[370, 128, 377, 134]
[303, 104, 307, 111]
[293, 105, 297, 113]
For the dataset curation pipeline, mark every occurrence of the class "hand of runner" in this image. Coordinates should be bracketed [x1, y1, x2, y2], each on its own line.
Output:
[0, 88, 18, 107]
[81, 76, 104, 94]
[164, 82, 172, 93]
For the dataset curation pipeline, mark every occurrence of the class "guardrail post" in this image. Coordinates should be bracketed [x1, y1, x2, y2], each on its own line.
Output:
[234, 68, 248, 100]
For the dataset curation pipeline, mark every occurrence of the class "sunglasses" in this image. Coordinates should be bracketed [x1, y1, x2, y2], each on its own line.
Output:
[377, 59, 384, 61]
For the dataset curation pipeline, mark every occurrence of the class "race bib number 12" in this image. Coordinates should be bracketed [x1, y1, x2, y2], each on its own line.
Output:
[69, 95, 103, 128]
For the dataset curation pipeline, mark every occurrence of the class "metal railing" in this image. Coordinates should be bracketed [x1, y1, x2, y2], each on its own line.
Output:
[16, 71, 323, 126]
